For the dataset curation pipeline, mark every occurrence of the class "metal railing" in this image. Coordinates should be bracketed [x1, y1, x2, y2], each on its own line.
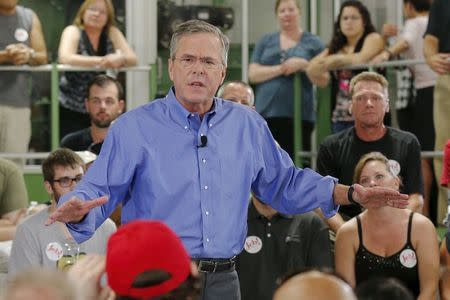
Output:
[0, 59, 443, 168]
[0, 64, 152, 151]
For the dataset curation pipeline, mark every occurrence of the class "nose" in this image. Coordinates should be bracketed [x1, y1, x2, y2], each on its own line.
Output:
[191, 60, 205, 74]
[368, 178, 378, 187]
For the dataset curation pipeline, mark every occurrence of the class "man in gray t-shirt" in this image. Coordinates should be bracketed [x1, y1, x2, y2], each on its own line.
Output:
[8, 149, 116, 277]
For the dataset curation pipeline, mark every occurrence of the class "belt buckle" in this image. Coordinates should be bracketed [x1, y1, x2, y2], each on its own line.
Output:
[198, 260, 217, 273]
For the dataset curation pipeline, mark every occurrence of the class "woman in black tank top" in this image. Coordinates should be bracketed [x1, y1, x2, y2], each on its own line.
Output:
[335, 152, 439, 299]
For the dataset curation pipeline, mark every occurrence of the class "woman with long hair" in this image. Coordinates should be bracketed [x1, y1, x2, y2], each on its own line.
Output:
[58, 0, 137, 138]
[307, 0, 384, 133]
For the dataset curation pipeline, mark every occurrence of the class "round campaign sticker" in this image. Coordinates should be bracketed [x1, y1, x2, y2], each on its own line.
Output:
[244, 236, 262, 254]
[388, 159, 401, 176]
[399, 249, 417, 268]
[45, 242, 64, 261]
[14, 28, 29, 42]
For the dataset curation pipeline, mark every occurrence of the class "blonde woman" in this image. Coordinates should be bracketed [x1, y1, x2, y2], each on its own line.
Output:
[58, 0, 137, 137]
[335, 152, 439, 299]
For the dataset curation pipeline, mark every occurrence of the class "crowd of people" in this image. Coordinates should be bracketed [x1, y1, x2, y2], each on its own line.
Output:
[1, 0, 450, 299]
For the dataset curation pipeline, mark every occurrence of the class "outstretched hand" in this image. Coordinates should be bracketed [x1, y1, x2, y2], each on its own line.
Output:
[45, 196, 108, 225]
[352, 184, 409, 209]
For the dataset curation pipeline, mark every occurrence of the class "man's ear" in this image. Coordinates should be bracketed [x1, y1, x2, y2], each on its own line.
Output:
[118, 100, 125, 114]
[385, 99, 390, 113]
[168, 58, 174, 82]
[44, 181, 53, 195]
[349, 102, 353, 115]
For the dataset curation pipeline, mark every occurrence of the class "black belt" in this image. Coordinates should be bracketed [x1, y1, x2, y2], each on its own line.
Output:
[195, 256, 236, 273]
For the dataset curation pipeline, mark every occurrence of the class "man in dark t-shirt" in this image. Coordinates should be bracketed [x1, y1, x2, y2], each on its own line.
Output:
[316, 72, 423, 233]
[60, 74, 124, 154]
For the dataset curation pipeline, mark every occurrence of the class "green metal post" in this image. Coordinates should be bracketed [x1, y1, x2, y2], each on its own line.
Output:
[51, 63, 59, 150]
[293, 74, 302, 167]
[316, 86, 331, 146]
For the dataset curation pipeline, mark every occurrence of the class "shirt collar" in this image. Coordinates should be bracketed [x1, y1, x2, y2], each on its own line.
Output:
[165, 87, 219, 129]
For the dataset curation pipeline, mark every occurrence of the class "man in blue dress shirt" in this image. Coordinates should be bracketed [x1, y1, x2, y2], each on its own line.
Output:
[47, 20, 408, 299]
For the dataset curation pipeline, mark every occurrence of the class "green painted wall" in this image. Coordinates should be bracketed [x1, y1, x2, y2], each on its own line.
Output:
[24, 173, 48, 204]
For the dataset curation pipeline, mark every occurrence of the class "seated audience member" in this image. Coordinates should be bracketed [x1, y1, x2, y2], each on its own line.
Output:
[335, 152, 439, 298]
[355, 277, 414, 300]
[3, 268, 77, 300]
[316, 71, 423, 233]
[0, 158, 29, 241]
[58, 0, 137, 138]
[273, 269, 356, 300]
[0, 0, 47, 166]
[105, 220, 198, 299]
[217, 80, 254, 108]
[60, 74, 124, 154]
[236, 195, 332, 300]
[8, 148, 116, 277]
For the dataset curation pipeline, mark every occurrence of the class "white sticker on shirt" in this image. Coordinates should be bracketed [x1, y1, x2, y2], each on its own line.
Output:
[14, 28, 29, 42]
[399, 249, 417, 268]
[388, 159, 401, 176]
[244, 236, 262, 254]
[45, 242, 63, 261]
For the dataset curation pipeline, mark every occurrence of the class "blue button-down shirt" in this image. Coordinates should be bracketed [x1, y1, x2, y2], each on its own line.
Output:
[59, 88, 338, 258]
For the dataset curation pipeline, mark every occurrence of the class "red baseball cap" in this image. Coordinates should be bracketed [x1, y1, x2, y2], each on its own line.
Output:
[106, 220, 190, 298]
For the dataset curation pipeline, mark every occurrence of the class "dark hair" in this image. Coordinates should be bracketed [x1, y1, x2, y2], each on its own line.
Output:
[328, 0, 376, 54]
[42, 148, 85, 182]
[86, 74, 124, 100]
[403, 0, 430, 12]
[355, 277, 414, 300]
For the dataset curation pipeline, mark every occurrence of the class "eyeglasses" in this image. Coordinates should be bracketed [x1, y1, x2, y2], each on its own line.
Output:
[173, 56, 223, 70]
[52, 175, 83, 187]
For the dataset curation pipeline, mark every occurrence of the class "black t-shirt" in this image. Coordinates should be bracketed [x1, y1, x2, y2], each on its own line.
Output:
[316, 127, 423, 218]
[60, 128, 93, 151]
[426, 0, 450, 53]
[236, 202, 332, 300]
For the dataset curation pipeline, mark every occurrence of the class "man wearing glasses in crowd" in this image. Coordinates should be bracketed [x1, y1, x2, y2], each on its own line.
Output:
[8, 148, 116, 277]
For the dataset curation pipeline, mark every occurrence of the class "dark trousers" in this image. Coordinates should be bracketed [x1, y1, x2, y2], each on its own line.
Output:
[200, 270, 241, 300]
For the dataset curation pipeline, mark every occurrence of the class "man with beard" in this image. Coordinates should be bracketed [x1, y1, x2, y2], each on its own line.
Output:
[60, 75, 124, 155]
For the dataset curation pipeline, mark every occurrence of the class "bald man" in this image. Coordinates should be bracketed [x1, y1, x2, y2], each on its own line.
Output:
[273, 270, 356, 300]
[217, 80, 255, 108]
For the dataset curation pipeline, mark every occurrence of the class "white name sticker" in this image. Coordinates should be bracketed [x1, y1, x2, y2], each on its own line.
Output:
[45, 242, 63, 261]
[399, 249, 417, 268]
[244, 236, 262, 254]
